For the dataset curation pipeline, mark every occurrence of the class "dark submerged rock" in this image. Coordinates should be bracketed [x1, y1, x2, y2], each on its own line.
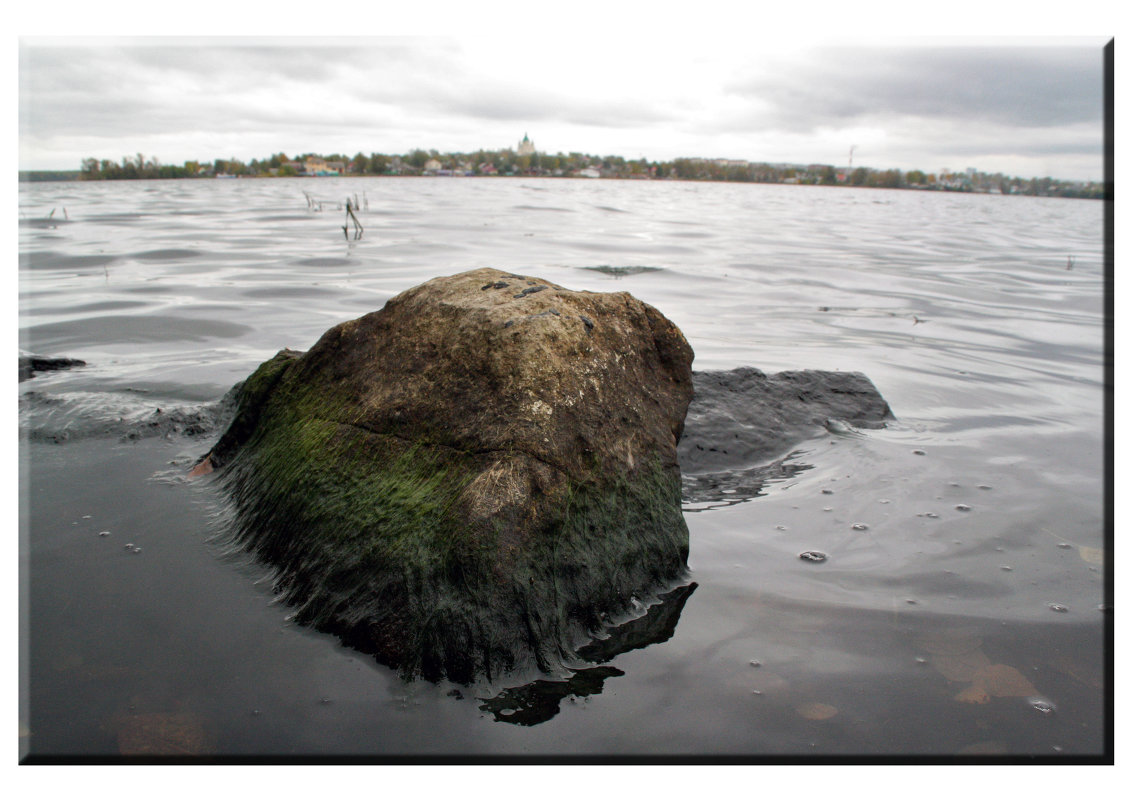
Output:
[19, 354, 86, 382]
[678, 366, 893, 474]
[201, 268, 694, 683]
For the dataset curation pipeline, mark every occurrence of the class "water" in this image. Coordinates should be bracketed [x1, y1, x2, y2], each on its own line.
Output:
[18, 177, 1108, 759]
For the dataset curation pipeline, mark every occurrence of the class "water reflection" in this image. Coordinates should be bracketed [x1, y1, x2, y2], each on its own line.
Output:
[478, 667, 625, 726]
[682, 452, 813, 510]
[480, 583, 697, 725]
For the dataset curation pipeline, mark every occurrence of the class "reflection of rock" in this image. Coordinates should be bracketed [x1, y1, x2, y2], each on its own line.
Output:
[681, 452, 813, 509]
[481, 582, 696, 725]
[200, 269, 694, 684]
[478, 666, 625, 726]
[576, 582, 697, 664]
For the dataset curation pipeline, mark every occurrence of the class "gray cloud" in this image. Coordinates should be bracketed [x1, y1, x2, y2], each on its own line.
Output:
[725, 46, 1103, 131]
[18, 38, 1107, 179]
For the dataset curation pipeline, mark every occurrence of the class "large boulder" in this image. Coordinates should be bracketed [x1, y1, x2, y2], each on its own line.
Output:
[198, 268, 694, 683]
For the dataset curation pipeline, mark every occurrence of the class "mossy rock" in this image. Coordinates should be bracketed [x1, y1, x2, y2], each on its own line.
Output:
[200, 268, 694, 683]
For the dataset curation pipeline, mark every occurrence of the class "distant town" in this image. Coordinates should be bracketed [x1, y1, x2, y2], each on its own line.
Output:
[21, 133, 1105, 200]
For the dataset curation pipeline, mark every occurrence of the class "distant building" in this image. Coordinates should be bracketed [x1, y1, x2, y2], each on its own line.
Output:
[517, 133, 536, 156]
[424, 158, 442, 174]
[303, 156, 342, 176]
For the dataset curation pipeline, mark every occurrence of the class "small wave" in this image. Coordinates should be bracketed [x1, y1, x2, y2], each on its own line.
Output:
[19, 218, 74, 229]
[22, 315, 253, 348]
[131, 248, 204, 261]
[20, 251, 118, 271]
[681, 452, 814, 510]
[293, 257, 354, 267]
[581, 265, 663, 277]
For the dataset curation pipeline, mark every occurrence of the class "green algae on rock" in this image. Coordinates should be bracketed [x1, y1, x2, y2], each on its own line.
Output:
[197, 268, 694, 683]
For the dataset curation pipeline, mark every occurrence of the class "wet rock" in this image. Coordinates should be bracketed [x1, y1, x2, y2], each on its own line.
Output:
[678, 367, 893, 474]
[18, 354, 86, 382]
[198, 268, 694, 684]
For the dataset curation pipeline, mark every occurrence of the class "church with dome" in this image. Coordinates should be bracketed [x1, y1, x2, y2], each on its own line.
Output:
[517, 133, 535, 156]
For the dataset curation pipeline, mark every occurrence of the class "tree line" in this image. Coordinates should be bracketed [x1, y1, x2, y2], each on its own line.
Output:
[67, 148, 1104, 200]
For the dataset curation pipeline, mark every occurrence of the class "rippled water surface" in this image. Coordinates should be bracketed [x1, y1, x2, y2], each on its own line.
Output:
[19, 178, 1108, 759]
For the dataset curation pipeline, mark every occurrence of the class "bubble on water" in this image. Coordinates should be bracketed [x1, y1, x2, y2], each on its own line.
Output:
[799, 550, 828, 563]
[851, 523, 869, 531]
[994, 546, 1004, 552]
[1000, 566, 1014, 572]
[751, 690, 763, 695]
[905, 598, 918, 605]
[1098, 604, 1112, 613]
[749, 660, 762, 668]
[251, 709, 261, 717]
[878, 499, 891, 504]
[98, 531, 110, 537]
[82, 515, 92, 519]
[1029, 698, 1056, 715]
[124, 543, 135, 550]
[320, 697, 332, 705]
[131, 546, 142, 554]
[918, 512, 939, 519]
[1047, 602, 1069, 613]
[775, 525, 787, 531]
[912, 449, 926, 455]
[914, 657, 928, 665]
[955, 504, 972, 512]
[978, 484, 993, 490]
[821, 488, 834, 495]
[1057, 542, 1072, 549]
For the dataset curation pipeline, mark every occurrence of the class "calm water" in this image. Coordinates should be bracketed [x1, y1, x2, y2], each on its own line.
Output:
[18, 177, 1108, 759]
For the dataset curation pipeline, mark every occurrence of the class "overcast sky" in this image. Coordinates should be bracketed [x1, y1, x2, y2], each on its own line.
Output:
[18, 32, 1110, 181]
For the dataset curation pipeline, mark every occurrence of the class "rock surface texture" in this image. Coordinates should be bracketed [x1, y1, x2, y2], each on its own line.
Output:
[678, 366, 893, 473]
[678, 367, 894, 506]
[202, 268, 694, 683]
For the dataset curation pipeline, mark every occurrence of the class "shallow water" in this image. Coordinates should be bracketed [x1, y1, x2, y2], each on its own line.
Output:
[18, 177, 1108, 759]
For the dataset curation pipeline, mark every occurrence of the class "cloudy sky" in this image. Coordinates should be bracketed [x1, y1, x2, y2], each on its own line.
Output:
[17, 17, 1111, 181]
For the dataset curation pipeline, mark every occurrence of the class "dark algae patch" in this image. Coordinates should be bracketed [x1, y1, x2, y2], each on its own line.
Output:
[198, 268, 695, 684]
